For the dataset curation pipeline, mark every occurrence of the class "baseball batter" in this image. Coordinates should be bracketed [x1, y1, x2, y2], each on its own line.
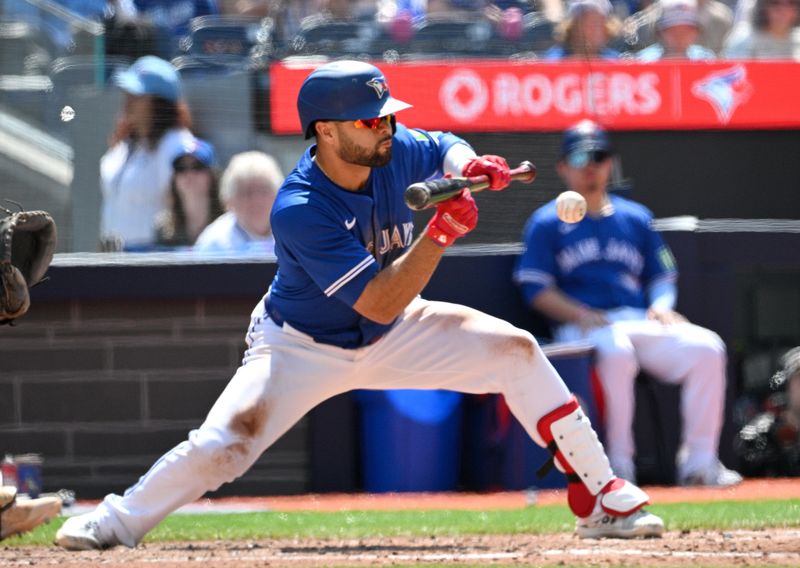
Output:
[514, 119, 742, 487]
[56, 62, 663, 551]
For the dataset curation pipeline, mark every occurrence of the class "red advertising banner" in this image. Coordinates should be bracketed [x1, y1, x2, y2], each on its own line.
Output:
[270, 60, 800, 133]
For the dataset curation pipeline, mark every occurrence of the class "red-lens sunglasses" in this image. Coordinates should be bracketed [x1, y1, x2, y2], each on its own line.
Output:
[353, 114, 393, 130]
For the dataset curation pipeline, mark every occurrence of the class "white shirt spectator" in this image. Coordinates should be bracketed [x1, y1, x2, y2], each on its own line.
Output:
[193, 211, 276, 255]
[100, 128, 195, 249]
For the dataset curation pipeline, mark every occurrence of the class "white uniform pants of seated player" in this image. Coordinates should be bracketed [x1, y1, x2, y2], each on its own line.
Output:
[97, 296, 580, 547]
[553, 307, 727, 479]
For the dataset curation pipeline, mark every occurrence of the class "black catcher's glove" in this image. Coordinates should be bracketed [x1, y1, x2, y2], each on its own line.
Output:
[0, 208, 57, 324]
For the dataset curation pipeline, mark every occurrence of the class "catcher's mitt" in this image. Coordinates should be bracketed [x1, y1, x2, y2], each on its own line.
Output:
[0, 208, 57, 324]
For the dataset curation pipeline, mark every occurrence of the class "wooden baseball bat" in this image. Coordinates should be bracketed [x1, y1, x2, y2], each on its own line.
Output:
[404, 160, 537, 211]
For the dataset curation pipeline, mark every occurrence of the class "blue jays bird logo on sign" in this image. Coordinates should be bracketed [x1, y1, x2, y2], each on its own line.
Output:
[366, 76, 388, 99]
[691, 65, 753, 124]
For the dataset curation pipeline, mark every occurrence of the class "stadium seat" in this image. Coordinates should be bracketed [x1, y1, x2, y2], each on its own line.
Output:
[182, 15, 273, 60]
[171, 54, 255, 77]
[408, 17, 492, 56]
[50, 54, 132, 89]
[289, 17, 374, 58]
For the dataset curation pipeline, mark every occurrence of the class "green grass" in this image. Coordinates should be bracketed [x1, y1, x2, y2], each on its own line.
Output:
[6, 498, 800, 547]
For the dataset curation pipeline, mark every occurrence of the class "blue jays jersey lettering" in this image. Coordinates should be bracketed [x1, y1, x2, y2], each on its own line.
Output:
[268, 123, 468, 348]
[514, 195, 678, 311]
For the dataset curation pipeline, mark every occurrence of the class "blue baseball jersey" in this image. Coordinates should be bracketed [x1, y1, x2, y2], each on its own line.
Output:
[514, 194, 678, 311]
[268, 123, 469, 349]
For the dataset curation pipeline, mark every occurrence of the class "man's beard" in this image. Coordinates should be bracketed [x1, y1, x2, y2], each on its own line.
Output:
[338, 135, 393, 168]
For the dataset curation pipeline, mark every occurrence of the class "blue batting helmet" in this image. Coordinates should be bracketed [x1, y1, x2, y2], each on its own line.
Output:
[297, 60, 412, 139]
[560, 119, 614, 159]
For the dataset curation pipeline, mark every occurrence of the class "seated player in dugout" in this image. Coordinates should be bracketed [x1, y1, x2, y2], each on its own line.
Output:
[54, 61, 664, 551]
[514, 119, 743, 487]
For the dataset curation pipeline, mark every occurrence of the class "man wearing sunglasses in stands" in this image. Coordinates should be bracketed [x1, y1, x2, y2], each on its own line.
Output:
[515, 119, 742, 489]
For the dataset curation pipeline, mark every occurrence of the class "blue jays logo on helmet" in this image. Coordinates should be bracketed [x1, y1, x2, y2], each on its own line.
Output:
[297, 60, 412, 139]
[366, 76, 388, 99]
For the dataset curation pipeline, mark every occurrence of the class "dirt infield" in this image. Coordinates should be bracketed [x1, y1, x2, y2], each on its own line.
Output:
[4, 479, 800, 567]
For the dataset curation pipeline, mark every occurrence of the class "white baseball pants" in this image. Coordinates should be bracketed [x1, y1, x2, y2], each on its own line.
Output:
[554, 307, 727, 477]
[97, 296, 572, 547]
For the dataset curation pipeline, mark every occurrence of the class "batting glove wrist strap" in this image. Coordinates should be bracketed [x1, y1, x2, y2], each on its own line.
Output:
[425, 188, 478, 247]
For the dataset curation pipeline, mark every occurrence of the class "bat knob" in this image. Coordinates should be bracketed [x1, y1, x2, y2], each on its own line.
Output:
[518, 161, 537, 183]
[404, 182, 431, 211]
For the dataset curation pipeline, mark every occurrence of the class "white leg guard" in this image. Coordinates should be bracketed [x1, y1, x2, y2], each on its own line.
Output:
[537, 396, 650, 518]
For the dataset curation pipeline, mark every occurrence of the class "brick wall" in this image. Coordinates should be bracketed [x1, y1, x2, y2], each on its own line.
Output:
[1, 295, 309, 499]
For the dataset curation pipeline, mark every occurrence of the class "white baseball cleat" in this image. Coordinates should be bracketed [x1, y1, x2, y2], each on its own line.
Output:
[678, 460, 743, 487]
[576, 507, 665, 539]
[55, 512, 119, 550]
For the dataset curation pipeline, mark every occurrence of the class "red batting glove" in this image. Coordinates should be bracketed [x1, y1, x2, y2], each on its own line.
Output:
[462, 155, 511, 191]
[425, 188, 478, 247]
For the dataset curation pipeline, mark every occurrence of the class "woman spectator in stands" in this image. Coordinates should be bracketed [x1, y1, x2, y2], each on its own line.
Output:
[636, 0, 716, 59]
[154, 138, 224, 249]
[543, 0, 624, 59]
[723, 0, 800, 58]
[194, 151, 283, 255]
[100, 56, 196, 251]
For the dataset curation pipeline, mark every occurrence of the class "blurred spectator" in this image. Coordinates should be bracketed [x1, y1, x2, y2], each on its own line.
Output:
[625, 0, 732, 55]
[217, 0, 278, 18]
[735, 347, 800, 477]
[426, 0, 486, 17]
[378, 0, 491, 22]
[723, 0, 800, 59]
[636, 0, 716, 58]
[543, 0, 624, 59]
[4, 0, 136, 53]
[154, 138, 224, 248]
[194, 151, 283, 254]
[698, 0, 734, 52]
[273, 0, 320, 40]
[105, 14, 162, 61]
[132, 0, 219, 42]
[100, 56, 196, 251]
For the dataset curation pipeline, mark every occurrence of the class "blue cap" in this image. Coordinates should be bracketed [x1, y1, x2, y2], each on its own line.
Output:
[114, 56, 182, 102]
[297, 60, 412, 139]
[560, 119, 613, 158]
[173, 138, 216, 168]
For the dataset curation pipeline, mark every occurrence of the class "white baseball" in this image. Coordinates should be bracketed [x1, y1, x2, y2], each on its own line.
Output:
[555, 191, 587, 223]
[60, 106, 75, 122]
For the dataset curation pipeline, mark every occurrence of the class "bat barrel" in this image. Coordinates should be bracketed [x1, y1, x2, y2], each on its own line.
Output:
[404, 183, 432, 211]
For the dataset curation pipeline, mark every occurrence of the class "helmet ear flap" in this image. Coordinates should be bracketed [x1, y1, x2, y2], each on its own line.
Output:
[305, 121, 317, 140]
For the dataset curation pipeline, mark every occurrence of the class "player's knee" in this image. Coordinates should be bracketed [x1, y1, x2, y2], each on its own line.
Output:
[491, 327, 540, 366]
[688, 328, 727, 367]
[189, 428, 257, 486]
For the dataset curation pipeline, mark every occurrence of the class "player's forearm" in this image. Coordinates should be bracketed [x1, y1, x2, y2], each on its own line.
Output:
[532, 288, 591, 325]
[353, 236, 445, 324]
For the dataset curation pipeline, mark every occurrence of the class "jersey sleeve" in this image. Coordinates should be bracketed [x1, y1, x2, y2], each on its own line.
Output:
[394, 124, 473, 182]
[641, 216, 679, 292]
[271, 201, 378, 306]
[513, 213, 559, 305]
